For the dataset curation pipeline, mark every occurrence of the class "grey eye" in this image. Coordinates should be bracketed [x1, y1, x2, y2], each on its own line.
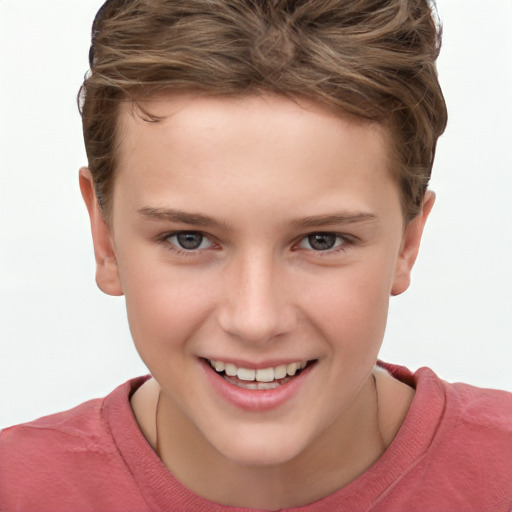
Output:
[300, 233, 343, 251]
[171, 232, 210, 250]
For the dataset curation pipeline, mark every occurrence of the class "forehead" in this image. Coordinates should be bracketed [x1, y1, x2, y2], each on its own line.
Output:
[112, 93, 398, 223]
[116, 92, 392, 171]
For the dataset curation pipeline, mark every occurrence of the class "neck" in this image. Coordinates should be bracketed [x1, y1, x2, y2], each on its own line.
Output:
[154, 372, 394, 509]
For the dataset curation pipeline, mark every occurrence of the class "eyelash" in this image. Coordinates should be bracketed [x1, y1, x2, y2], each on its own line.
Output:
[158, 231, 354, 256]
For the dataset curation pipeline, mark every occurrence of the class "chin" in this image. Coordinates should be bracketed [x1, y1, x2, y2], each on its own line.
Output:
[211, 426, 312, 468]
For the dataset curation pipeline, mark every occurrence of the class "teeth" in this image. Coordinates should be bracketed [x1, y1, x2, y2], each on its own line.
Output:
[213, 361, 225, 372]
[274, 364, 287, 379]
[256, 381, 280, 390]
[287, 362, 298, 376]
[237, 368, 256, 381]
[256, 368, 274, 382]
[208, 359, 309, 382]
[225, 363, 237, 377]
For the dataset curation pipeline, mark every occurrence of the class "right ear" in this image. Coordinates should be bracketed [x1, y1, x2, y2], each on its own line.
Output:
[79, 167, 123, 296]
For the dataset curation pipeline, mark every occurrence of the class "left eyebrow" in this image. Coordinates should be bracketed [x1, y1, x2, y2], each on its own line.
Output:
[291, 212, 377, 228]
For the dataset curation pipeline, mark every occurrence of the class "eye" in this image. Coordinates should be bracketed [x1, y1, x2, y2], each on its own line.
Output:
[167, 232, 213, 251]
[299, 233, 345, 251]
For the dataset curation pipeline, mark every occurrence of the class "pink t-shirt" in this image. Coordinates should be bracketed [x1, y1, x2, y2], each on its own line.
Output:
[1, 363, 511, 511]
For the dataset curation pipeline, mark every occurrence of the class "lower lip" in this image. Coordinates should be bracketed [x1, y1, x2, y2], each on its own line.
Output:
[200, 359, 315, 412]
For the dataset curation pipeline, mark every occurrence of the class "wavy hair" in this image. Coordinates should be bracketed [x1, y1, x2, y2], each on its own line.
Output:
[79, 0, 447, 221]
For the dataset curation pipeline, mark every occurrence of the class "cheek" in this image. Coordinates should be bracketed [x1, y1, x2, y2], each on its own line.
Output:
[120, 261, 218, 359]
[298, 256, 395, 352]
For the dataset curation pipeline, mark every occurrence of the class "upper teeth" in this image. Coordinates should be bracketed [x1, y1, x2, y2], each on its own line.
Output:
[209, 360, 308, 382]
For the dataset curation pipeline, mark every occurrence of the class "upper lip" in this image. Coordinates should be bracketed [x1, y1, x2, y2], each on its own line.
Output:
[201, 357, 315, 370]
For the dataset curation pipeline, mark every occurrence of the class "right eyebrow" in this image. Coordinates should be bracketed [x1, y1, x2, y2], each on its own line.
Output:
[137, 207, 231, 230]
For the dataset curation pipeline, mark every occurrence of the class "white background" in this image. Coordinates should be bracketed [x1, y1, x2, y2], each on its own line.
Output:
[1, 0, 511, 428]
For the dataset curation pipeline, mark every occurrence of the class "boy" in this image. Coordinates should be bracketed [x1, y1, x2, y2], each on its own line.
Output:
[1, 0, 511, 510]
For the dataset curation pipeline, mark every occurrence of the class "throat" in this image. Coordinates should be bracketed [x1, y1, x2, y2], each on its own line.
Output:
[153, 368, 390, 510]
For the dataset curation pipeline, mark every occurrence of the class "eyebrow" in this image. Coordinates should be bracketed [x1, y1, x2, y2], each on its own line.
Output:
[138, 207, 231, 230]
[292, 212, 377, 228]
[139, 207, 376, 230]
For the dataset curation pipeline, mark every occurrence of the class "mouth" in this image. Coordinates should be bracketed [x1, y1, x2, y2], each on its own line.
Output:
[204, 358, 316, 390]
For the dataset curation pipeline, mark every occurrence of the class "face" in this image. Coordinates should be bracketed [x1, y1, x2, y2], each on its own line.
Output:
[82, 93, 430, 468]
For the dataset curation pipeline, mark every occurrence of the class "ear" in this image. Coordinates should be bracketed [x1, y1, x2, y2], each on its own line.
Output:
[79, 167, 124, 296]
[391, 191, 435, 296]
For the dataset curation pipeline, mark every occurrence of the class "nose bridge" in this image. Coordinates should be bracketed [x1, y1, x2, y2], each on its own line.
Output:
[218, 249, 296, 343]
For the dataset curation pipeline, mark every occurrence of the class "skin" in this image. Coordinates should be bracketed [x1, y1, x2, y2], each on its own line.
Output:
[80, 93, 433, 509]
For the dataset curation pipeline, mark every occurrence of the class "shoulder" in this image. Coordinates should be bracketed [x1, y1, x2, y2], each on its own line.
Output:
[399, 364, 512, 461]
[434, 375, 512, 472]
[0, 396, 111, 470]
[0, 380, 129, 459]
[382, 361, 512, 431]
[446, 378, 512, 428]
[0, 397, 109, 510]
[372, 363, 512, 511]
[424, 373, 512, 510]
[0, 377, 150, 512]
[393, 364, 512, 510]
[413, 365, 512, 437]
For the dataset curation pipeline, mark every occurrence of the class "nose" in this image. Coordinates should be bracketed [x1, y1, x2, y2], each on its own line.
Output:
[217, 252, 297, 344]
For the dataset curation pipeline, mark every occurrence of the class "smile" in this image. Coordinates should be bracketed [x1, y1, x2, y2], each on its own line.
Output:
[207, 359, 312, 390]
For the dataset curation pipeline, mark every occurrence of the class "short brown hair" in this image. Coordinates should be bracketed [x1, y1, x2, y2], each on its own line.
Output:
[79, 0, 447, 221]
